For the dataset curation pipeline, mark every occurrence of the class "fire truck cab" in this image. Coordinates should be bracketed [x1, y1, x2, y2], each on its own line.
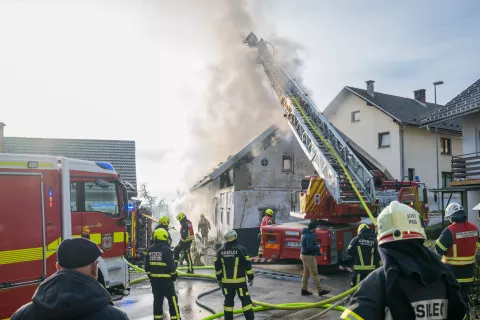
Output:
[0, 154, 130, 319]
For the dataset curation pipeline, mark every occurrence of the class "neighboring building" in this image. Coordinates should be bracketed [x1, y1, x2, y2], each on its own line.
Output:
[190, 125, 316, 240]
[3, 136, 137, 192]
[422, 78, 480, 225]
[324, 81, 462, 207]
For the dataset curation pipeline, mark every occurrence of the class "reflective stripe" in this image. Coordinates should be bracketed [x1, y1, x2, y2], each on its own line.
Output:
[0, 237, 62, 265]
[245, 256, 250, 260]
[224, 307, 235, 311]
[246, 269, 254, 275]
[0, 161, 55, 169]
[453, 244, 457, 257]
[222, 278, 247, 284]
[172, 295, 180, 318]
[150, 274, 171, 278]
[114, 232, 125, 243]
[357, 246, 364, 266]
[239, 288, 244, 296]
[222, 258, 227, 278]
[233, 257, 239, 279]
[150, 262, 167, 266]
[436, 239, 447, 252]
[243, 304, 253, 311]
[443, 255, 476, 265]
[341, 308, 365, 320]
[216, 270, 222, 275]
[89, 234, 101, 245]
[154, 315, 163, 319]
[458, 277, 475, 283]
[370, 248, 375, 266]
[354, 265, 375, 271]
[146, 272, 151, 275]
[224, 288, 228, 295]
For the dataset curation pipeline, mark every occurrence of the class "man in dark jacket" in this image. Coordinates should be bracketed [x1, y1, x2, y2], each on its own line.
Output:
[154, 215, 173, 246]
[145, 228, 180, 320]
[173, 212, 195, 273]
[10, 238, 129, 320]
[341, 201, 467, 320]
[346, 223, 380, 287]
[300, 221, 330, 297]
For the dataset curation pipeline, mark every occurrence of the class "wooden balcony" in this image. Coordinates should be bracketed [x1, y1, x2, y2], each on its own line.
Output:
[451, 152, 480, 186]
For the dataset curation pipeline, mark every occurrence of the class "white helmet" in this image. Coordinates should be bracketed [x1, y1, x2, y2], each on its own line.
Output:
[377, 201, 426, 245]
[224, 229, 237, 242]
[445, 202, 465, 221]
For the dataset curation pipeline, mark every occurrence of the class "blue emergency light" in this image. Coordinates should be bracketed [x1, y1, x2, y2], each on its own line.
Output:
[95, 162, 114, 170]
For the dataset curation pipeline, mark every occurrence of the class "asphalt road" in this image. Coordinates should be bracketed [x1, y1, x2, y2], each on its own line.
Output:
[116, 267, 351, 320]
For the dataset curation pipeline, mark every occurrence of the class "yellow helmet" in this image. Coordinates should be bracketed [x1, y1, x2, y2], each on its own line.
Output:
[377, 201, 426, 246]
[357, 223, 369, 234]
[176, 212, 186, 221]
[159, 216, 170, 226]
[200, 214, 205, 217]
[265, 209, 274, 216]
[153, 228, 169, 241]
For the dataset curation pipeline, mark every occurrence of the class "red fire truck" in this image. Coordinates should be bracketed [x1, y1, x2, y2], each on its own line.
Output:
[126, 200, 153, 264]
[0, 153, 131, 319]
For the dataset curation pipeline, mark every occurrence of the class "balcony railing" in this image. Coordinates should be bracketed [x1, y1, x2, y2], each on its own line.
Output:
[452, 152, 480, 182]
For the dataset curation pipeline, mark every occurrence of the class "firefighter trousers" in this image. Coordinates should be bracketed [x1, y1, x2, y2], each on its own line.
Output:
[151, 279, 180, 320]
[350, 271, 371, 287]
[223, 284, 254, 320]
[460, 282, 473, 318]
[174, 241, 193, 272]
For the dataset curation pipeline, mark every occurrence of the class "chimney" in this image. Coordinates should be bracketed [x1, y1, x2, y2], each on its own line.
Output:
[366, 80, 375, 97]
[414, 89, 426, 104]
[0, 122, 5, 153]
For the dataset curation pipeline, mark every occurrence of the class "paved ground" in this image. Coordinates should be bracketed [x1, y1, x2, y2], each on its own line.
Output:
[117, 265, 351, 320]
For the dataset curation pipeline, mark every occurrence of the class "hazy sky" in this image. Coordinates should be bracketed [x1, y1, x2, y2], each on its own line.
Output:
[1, 0, 479, 200]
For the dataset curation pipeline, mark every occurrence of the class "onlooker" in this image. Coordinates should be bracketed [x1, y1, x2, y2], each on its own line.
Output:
[11, 238, 129, 320]
[198, 213, 211, 246]
[300, 221, 330, 297]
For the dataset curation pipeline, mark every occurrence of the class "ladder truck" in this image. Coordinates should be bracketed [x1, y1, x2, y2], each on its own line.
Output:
[243, 32, 429, 267]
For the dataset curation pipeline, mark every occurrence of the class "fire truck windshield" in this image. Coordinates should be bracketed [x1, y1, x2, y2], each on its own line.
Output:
[71, 180, 121, 217]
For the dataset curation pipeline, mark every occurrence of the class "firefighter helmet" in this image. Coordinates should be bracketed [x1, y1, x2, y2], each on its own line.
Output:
[445, 202, 465, 221]
[224, 229, 237, 242]
[159, 215, 170, 226]
[376, 201, 426, 245]
[153, 228, 169, 241]
[265, 209, 274, 216]
[200, 214, 205, 217]
[176, 212, 186, 221]
[358, 223, 369, 234]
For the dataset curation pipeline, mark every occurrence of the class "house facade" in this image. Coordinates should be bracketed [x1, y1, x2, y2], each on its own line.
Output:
[422, 79, 480, 225]
[191, 125, 316, 240]
[324, 81, 462, 208]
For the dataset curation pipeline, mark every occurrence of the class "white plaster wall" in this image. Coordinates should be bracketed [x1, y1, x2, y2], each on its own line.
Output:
[325, 93, 401, 179]
[403, 126, 462, 189]
[467, 191, 480, 229]
[462, 112, 480, 155]
[233, 190, 301, 229]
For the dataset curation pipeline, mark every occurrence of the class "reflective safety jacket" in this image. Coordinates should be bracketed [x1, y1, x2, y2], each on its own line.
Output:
[180, 218, 195, 243]
[261, 215, 274, 227]
[347, 228, 380, 272]
[154, 224, 173, 246]
[214, 242, 254, 288]
[436, 221, 478, 283]
[144, 241, 178, 280]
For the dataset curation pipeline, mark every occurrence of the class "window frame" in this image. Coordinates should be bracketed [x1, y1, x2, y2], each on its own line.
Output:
[70, 180, 121, 217]
[442, 172, 453, 188]
[408, 168, 415, 181]
[282, 155, 293, 173]
[351, 111, 360, 123]
[440, 137, 451, 155]
[378, 132, 391, 148]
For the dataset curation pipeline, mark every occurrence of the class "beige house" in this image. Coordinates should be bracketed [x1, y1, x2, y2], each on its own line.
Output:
[324, 81, 462, 208]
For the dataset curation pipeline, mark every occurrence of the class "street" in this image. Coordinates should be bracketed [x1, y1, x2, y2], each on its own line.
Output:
[117, 266, 351, 320]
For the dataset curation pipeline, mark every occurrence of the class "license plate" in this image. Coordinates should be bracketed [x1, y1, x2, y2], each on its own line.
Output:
[286, 241, 301, 248]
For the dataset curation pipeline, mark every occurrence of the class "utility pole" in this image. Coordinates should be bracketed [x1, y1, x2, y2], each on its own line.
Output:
[433, 81, 444, 212]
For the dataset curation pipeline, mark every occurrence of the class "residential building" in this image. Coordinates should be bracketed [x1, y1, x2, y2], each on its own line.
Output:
[2, 135, 137, 194]
[422, 79, 480, 225]
[324, 81, 462, 208]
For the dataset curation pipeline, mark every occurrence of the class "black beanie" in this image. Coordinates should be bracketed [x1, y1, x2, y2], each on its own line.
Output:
[57, 238, 103, 269]
[308, 221, 317, 230]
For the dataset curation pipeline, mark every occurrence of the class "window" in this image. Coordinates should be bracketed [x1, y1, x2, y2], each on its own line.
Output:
[440, 138, 451, 155]
[282, 156, 293, 172]
[70, 180, 120, 217]
[351, 111, 360, 122]
[442, 172, 453, 188]
[408, 168, 415, 181]
[261, 159, 269, 167]
[378, 132, 390, 148]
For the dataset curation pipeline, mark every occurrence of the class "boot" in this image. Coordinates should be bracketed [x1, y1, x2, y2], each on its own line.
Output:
[186, 269, 194, 274]
[319, 289, 331, 296]
[301, 289, 313, 296]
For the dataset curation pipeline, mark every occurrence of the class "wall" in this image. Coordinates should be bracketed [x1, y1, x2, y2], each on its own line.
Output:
[326, 93, 401, 179]
[462, 112, 480, 224]
[403, 126, 462, 189]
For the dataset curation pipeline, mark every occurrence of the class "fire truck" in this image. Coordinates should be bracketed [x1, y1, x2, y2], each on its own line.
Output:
[244, 33, 429, 267]
[0, 153, 130, 319]
[126, 200, 153, 264]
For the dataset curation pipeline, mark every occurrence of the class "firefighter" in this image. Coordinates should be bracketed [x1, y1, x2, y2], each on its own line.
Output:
[173, 212, 195, 274]
[145, 228, 180, 320]
[198, 214, 211, 246]
[341, 201, 467, 320]
[154, 215, 173, 246]
[258, 209, 275, 257]
[347, 223, 380, 287]
[435, 202, 479, 316]
[215, 229, 255, 320]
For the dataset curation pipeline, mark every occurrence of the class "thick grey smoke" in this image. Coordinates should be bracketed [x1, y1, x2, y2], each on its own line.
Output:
[172, 0, 306, 228]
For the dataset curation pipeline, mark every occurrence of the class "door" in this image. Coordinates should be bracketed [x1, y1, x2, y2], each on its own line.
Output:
[0, 173, 46, 287]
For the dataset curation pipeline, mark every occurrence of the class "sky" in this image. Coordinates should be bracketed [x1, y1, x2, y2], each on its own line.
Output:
[1, 0, 479, 201]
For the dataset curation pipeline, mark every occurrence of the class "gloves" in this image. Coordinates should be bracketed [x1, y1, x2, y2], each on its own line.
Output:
[248, 275, 254, 287]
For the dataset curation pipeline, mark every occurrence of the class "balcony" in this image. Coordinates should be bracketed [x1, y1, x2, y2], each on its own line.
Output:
[451, 152, 480, 186]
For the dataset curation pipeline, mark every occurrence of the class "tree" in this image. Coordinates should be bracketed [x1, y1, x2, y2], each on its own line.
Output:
[139, 183, 170, 219]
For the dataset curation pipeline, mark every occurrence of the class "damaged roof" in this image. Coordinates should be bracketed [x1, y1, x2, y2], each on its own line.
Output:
[190, 125, 279, 191]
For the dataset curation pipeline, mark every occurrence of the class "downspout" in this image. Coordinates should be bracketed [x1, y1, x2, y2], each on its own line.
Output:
[399, 123, 406, 179]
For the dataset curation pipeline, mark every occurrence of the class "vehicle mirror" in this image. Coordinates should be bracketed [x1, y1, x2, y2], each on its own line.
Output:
[95, 179, 110, 188]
